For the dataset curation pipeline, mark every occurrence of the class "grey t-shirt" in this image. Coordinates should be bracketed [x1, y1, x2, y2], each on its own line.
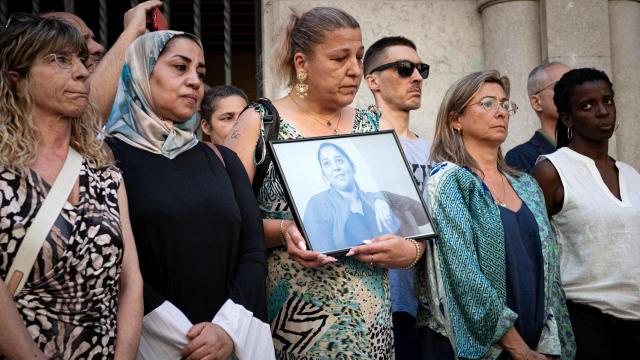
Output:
[390, 135, 431, 316]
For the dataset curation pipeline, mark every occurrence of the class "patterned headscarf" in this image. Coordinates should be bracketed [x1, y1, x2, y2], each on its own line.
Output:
[105, 30, 202, 159]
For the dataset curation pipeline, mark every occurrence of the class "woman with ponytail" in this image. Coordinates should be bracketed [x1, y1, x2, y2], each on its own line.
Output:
[225, 7, 418, 358]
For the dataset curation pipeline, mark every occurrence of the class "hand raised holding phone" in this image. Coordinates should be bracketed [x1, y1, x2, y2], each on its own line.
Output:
[147, 7, 168, 31]
[122, 0, 164, 36]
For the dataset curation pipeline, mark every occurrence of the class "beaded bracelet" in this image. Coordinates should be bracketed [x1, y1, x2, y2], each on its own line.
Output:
[279, 220, 287, 247]
[400, 239, 422, 269]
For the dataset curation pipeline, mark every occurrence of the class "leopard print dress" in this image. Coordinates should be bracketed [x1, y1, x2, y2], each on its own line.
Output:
[0, 160, 124, 359]
[257, 108, 394, 359]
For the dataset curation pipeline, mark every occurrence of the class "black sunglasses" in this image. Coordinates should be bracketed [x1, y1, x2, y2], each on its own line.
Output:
[368, 60, 430, 79]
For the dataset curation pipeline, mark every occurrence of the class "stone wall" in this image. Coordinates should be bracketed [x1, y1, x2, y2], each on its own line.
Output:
[261, 0, 640, 169]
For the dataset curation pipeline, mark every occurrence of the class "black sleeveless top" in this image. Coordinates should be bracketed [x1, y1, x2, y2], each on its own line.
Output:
[108, 138, 267, 323]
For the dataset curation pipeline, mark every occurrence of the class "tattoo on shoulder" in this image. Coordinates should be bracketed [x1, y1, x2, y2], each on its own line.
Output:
[229, 128, 241, 140]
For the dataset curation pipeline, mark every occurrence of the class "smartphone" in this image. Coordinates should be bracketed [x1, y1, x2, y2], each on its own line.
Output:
[147, 7, 168, 31]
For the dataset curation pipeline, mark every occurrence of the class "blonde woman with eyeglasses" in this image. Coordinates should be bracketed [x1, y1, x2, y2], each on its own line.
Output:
[0, 15, 142, 359]
[414, 70, 575, 360]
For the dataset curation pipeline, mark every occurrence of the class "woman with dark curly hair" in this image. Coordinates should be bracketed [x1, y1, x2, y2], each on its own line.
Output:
[533, 68, 640, 359]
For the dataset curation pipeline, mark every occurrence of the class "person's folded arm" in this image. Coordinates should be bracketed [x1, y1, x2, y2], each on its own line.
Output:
[219, 146, 268, 321]
[114, 182, 144, 360]
[202, 146, 275, 360]
[90, 0, 162, 123]
[0, 280, 47, 360]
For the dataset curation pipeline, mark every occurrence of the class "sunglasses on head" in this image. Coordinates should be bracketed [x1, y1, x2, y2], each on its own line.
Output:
[368, 60, 430, 79]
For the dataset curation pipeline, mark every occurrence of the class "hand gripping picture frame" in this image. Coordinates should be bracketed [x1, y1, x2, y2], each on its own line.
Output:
[268, 130, 437, 255]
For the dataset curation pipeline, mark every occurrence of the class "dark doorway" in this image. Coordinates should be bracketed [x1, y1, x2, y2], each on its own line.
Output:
[5, 0, 261, 99]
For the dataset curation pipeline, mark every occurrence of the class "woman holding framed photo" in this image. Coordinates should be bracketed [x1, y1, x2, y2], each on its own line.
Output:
[225, 6, 423, 358]
[415, 70, 575, 360]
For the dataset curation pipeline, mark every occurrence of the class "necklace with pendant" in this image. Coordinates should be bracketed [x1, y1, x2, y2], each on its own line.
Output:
[493, 174, 507, 207]
[290, 95, 342, 134]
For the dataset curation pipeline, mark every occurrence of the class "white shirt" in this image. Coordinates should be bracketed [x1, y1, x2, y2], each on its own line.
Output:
[542, 147, 640, 320]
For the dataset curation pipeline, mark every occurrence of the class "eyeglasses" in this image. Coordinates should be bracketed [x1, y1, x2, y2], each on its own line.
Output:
[534, 81, 557, 95]
[471, 97, 518, 115]
[44, 53, 93, 72]
[368, 60, 430, 79]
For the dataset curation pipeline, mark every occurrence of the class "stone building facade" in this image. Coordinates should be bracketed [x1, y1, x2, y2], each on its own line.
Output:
[261, 0, 640, 169]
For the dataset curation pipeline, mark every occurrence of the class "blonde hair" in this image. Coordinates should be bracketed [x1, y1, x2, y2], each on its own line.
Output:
[430, 70, 518, 176]
[272, 6, 360, 88]
[0, 15, 111, 175]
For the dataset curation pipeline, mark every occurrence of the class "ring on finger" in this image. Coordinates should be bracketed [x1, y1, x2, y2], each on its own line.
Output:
[369, 254, 374, 265]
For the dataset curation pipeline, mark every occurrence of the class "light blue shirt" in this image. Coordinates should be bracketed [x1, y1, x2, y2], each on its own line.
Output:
[390, 136, 431, 316]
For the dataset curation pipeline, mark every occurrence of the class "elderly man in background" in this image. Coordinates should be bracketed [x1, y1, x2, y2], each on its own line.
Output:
[43, 0, 163, 122]
[506, 62, 570, 172]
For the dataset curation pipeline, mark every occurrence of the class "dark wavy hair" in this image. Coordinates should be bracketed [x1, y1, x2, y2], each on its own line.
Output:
[200, 85, 248, 123]
[553, 68, 614, 148]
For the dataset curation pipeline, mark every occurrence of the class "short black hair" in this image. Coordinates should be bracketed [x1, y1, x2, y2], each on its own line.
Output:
[554, 68, 614, 148]
[200, 85, 248, 123]
[363, 36, 417, 75]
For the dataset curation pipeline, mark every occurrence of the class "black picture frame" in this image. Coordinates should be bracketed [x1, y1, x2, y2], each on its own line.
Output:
[268, 130, 438, 255]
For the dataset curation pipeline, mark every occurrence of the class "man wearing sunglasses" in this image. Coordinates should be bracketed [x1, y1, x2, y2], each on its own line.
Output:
[363, 36, 431, 360]
[505, 62, 570, 172]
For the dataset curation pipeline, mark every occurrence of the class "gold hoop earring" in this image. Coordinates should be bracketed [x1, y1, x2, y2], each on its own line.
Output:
[295, 72, 309, 99]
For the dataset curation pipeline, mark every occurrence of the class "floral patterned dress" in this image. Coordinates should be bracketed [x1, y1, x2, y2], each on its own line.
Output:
[257, 108, 394, 359]
[0, 161, 124, 359]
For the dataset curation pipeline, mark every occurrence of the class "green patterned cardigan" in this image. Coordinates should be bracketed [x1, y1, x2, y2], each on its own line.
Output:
[415, 162, 575, 359]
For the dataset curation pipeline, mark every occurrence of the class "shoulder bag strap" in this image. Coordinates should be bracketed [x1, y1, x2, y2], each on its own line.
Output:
[205, 142, 226, 168]
[4, 147, 83, 297]
[251, 98, 280, 195]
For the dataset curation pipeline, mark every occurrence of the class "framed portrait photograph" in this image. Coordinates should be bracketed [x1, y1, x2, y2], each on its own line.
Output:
[268, 131, 437, 255]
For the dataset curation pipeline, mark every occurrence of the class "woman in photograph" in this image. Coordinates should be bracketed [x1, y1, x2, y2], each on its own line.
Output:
[532, 68, 640, 359]
[105, 30, 270, 359]
[0, 15, 142, 359]
[224, 7, 423, 358]
[304, 142, 428, 253]
[415, 70, 575, 360]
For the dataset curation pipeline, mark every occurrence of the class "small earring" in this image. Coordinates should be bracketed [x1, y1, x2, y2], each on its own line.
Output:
[295, 72, 309, 98]
[567, 127, 573, 139]
[454, 127, 461, 133]
[615, 120, 621, 131]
